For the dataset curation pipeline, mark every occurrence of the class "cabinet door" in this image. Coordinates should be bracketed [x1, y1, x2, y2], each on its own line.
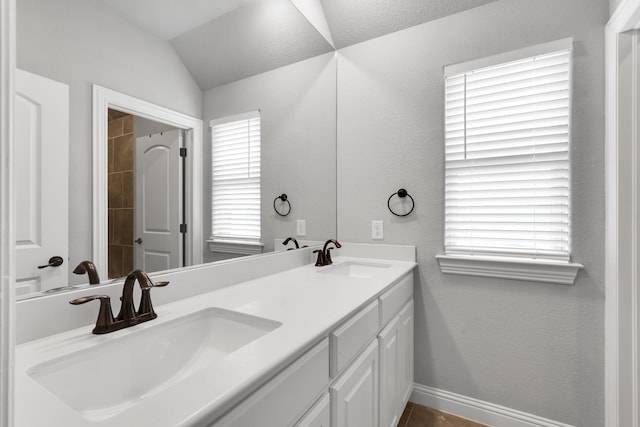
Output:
[330, 340, 379, 427]
[398, 300, 414, 407]
[295, 393, 330, 427]
[378, 315, 401, 427]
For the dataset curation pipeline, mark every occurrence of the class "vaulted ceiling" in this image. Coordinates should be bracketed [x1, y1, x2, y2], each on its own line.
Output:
[100, 0, 500, 91]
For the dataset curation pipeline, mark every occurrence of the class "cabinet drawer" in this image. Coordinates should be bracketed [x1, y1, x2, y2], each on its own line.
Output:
[213, 338, 329, 427]
[330, 300, 379, 377]
[295, 393, 330, 427]
[379, 273, 413, 326]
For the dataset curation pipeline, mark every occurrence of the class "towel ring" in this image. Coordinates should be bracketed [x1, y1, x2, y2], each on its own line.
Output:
[273, 194, 291, 216]
[387, 188, 414, 217]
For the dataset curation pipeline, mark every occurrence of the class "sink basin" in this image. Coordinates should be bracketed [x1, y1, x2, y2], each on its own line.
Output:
[321, 261, 391, 278]
[27, 307, 281, 421]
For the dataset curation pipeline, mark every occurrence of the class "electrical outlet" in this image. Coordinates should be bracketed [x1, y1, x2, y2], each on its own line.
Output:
[297, 220, 306, 236]
[372, 220, 384, 240]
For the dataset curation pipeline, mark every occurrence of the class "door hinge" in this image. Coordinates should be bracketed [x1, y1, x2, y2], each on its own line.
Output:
[179, 147, 187, 157]
[180, 223, 187, 234]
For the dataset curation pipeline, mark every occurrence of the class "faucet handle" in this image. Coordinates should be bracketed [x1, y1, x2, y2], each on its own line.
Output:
[138, 280, 169, 319]
[139, 280, 169, 290]
[325, 247, 335, 265]
[69, 295, 115, 334]
[69, 294, 107, 305]
[313, 249, 325, 267]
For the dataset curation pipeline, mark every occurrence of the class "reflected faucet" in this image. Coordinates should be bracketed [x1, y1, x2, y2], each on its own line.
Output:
[283, 237, 300, 250]
[70, 269, 169, 334]
[314, 239, 342, 266]
[73, 260, 100, 284]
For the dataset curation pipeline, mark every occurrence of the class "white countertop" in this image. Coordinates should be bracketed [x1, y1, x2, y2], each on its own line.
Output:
[15, 256, 416, 426]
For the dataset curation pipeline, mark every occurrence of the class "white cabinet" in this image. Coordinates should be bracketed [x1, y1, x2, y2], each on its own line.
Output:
[379, 299, 414, 427]
[295, 393, 330, 427]
[379, 274, 412, 326]
[213, 339, 329, 427]
[398, 300, 414, 407]
[330, 340, 379, 427]
[379, 315, 401, 427]
[330, 300, 379, 377]
[212, 272, 414, 427]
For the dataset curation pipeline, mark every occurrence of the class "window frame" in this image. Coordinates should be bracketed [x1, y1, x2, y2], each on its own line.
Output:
[438, 38, 583, 284]
[207, 111, 263, 255]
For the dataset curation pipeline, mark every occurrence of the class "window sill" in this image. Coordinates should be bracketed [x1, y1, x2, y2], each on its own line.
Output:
[435, 255, 583, 285]
[207, 239, 264, 255]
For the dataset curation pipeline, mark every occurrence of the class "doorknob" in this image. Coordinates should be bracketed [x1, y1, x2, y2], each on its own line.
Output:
[134, 238, 143, 244]
[38, 256, 64, 269]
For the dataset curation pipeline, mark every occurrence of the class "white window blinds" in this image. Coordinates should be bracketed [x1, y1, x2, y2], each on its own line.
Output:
[210, 111, 261, 243]
[444, 48, 571, 261]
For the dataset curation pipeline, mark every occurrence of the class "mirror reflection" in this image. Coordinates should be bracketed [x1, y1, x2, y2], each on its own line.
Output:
[16, 0, 337, 297]
[107, 111, 184, 278]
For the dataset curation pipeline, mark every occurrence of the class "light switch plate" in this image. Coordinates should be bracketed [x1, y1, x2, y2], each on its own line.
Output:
[297, 220, 306, 236]
[372, 220, 383, 240]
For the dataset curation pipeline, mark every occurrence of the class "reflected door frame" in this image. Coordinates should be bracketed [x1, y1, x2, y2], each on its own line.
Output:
[92, 85, 203, 276]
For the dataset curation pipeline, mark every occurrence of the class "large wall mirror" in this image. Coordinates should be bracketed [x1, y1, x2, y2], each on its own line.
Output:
[16, 0, 337, 297]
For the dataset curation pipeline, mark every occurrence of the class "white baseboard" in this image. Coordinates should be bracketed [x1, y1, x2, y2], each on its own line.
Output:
[410, 383, 574, 427]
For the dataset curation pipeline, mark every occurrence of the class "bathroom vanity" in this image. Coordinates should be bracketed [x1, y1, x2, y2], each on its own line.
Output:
[15, 244, 416, 426]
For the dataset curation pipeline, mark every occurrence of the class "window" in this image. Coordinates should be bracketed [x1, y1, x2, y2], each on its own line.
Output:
[209, 111, 262, 254]
[439, 39, 582, 284]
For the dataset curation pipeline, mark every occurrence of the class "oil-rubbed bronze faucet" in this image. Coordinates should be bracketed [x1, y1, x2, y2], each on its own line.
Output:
[314, 239, 342, 266]
[283, 237, 299, 250]
[69, 269, 169, 334]
[73, 260, 100, 284]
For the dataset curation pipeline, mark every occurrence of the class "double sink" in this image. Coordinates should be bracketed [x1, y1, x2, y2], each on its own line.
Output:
[20, 259, 394, 424]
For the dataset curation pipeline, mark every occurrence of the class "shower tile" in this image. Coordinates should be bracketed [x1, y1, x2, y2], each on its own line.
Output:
[108, 117, 123, 137]
[113, 209, 133, 245]
[114, 134, 134, 172]
[122, 171, 134, 208]
[123, 114, 134, 134]
[122, 245, 133, 275]
[108, 172, 123, 209]
[108, 244, 123, 279]
[108, 209, 114, 243]
[108, 138, 114, 173]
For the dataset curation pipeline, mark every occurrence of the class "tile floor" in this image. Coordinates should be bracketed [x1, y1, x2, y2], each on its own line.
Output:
[399, 402, 489, 427]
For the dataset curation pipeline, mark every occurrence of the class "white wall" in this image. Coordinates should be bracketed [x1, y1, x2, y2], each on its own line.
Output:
[133, 116, 178, 139]
[203, 52, 336, 260]
[336, 0, 607, 425]
[611, 0, 624, 15]
[17, 0, 202, 284]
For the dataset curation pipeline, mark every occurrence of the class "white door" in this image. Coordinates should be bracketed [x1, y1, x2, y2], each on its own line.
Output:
[134, 129, 182, 273]
[15, 69, 69, 296]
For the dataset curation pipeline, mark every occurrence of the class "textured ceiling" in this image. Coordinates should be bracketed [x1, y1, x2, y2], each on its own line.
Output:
[100, 0, 243, 40]
[321, 0, 502, 49]
[170, 0, 333, 91]
[99, 0, 502, 91]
